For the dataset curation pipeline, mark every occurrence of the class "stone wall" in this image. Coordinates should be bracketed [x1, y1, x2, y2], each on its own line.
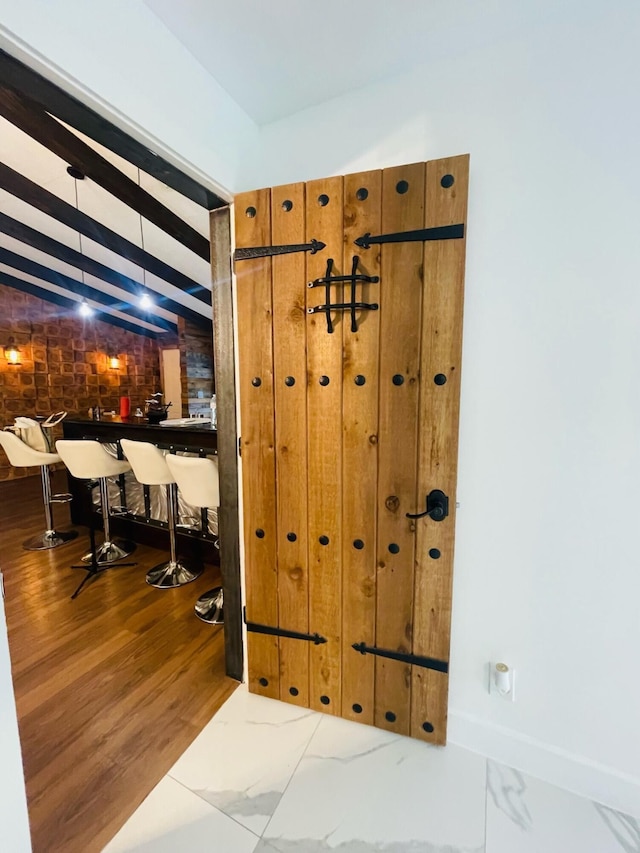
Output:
[0, 284, 174, 481]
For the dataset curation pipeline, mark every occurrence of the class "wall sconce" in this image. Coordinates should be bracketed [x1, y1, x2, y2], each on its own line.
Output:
[108, 354, 121, 370]
[4, 344, 21, 366]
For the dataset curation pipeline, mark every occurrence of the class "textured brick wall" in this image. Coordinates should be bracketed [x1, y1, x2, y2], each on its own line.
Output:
[0, 284, 174, 481]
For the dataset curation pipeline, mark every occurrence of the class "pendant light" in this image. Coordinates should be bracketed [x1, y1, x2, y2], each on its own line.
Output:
[67, 166, 95, 319]
[137, 168, 154, 310]
[79, 299, 94, 318]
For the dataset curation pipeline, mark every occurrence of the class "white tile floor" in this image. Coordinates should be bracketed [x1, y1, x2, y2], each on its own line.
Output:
[104, 686, 640, 853]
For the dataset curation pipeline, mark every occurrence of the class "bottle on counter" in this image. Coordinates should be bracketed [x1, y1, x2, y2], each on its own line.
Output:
[119, 396, 131, 418]
[210, 394, 217, 429]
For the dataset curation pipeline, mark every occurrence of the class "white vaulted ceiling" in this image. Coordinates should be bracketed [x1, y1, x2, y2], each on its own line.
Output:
[143, 0, 572, 126]
[0, 0, 589, 337]
[0, 57, 225, 338]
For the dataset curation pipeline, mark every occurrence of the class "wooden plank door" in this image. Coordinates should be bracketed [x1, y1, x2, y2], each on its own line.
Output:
[235, 156, 469, 744]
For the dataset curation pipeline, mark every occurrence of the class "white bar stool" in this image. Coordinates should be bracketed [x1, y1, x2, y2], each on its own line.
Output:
[55, 439, 135, 564]
[165, 453, 223, 624]
[0, 429, 78, 550]
[120, 439, 203, 588]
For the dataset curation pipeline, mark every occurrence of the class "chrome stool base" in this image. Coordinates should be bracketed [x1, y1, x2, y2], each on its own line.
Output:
[195, 586, 224, 624]
[146, 560, 203, 589]
[82, 538, 136, 565]
[23, 528, 78, 551]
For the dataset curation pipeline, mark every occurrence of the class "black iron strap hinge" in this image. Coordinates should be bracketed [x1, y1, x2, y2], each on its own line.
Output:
[244, 609, 327, 645]
[352, 642, 449, 674]
[354, 223, 464, 249]
[234, 238, 325, 261]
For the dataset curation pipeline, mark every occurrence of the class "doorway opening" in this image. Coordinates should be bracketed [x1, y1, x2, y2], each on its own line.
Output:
[0, 45, 242, 851]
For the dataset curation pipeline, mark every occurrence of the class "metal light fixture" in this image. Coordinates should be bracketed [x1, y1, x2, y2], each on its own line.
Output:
[68, 167, 95, 322]
[139, 290, 154, 309]
[78, 298, 94, 318]
[4, 344, 21, 365]
[108, 354, 120, 370]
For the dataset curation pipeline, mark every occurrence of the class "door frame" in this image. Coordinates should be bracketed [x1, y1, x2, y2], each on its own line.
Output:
[210, 207, 243, 680]
[159, 346, 183, 417]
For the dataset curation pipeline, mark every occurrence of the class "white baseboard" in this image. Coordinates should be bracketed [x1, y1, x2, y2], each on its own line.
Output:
[448, 710, 640, 818]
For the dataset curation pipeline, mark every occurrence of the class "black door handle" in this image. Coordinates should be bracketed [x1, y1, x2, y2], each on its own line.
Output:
[406, 489, 449, 522]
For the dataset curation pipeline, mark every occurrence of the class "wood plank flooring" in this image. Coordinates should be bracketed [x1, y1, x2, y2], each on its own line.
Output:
[0, 472, 238, 853]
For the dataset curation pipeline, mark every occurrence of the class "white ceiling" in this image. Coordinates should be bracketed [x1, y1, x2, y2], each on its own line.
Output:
[0, 0, 582, 335]
[143, 0, 558, 126]
[0, 113, 212, 335]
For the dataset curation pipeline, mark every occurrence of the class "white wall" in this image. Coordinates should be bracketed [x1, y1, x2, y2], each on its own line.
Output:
[0, 585, 31, 852]
[0, 0, 257, 196]
[243, 0, 640, 814]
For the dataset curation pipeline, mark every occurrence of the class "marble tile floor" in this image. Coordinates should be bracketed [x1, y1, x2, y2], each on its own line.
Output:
[104, 686, 640, 853]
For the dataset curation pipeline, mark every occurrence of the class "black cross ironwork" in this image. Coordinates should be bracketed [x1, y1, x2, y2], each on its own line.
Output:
[307, 255, 379, 334]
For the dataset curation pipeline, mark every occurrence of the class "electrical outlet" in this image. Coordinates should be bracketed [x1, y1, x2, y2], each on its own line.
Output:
[488, 661, 516, 701]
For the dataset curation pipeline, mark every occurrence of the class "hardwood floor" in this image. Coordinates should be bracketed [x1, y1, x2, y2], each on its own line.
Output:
[0, 472, 238, 853]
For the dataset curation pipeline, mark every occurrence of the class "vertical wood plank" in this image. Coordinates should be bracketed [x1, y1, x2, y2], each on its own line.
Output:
[341, 170, 382, 725]
[374, 163, 425, 734]
[306, 177, 344, 714]
[411, 154, 470, 743]
[271, 183, 310, 707]
[234, 189, 279, 700]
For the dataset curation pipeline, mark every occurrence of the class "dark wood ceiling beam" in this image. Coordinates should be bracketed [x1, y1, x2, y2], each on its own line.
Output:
[0, 48, 226, 211]
[0, 270, 158, 338]
[0, 246, 176, 334]
[0, 211, 210, 329]
[0, 85, 211, 262]
[0, 162, 212, 306]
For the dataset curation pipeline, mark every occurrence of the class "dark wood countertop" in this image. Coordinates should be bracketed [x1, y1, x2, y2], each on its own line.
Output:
[62, 415, 217, 452]
[64, 414, 215, 431]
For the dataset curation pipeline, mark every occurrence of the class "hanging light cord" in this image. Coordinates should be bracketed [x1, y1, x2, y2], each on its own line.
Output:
[74, 178, 84, 284]
[137, 169, 152, 309]
[73, 177, 92, 317]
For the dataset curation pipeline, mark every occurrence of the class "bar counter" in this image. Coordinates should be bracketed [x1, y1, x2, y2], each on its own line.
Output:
[62, 415, 219, 562]
[62, 414, 217, 450]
